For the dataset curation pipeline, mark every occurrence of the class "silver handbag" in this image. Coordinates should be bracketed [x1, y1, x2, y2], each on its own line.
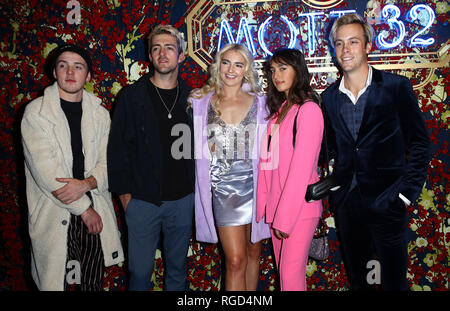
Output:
[309, 216, 330, 261]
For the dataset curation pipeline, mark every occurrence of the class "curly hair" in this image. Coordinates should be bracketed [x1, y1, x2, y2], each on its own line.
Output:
[188, 44, 260, 114]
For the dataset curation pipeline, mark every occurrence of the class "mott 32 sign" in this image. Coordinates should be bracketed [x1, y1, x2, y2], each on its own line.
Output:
[186, 0, 449, 91]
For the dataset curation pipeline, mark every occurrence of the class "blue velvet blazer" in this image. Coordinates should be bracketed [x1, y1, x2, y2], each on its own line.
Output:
[321, 68, 430, 220]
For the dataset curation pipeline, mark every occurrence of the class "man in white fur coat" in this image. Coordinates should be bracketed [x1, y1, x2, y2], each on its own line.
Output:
[21, 44, 124, 291]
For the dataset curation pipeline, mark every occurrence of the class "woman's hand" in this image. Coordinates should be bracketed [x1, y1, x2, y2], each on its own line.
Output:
[273, 228, 290, 239]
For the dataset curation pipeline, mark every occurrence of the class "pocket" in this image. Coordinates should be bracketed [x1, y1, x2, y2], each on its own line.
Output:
[390, 196, 408, 217]
[125, 198, 135, 217]
[29, 194, 47, 226]
[172, 194, 195, 227]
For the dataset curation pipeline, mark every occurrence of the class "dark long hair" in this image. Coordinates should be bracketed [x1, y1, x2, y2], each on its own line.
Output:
[264, 48, 321, 121]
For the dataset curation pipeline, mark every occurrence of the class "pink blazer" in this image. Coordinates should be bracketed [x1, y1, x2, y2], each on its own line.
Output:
[256, 101, 324, 235]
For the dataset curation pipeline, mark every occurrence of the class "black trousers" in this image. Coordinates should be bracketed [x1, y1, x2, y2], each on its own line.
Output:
[64, 214, 105, 291]
[334, 188, 409, 290]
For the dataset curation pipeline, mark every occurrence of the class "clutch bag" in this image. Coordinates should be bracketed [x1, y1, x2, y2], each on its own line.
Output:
[305, 175, 341, 202]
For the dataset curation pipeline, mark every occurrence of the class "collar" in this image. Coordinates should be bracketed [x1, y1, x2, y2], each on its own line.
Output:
[40, 82, 101, 123]
[339, 65, 373, 105]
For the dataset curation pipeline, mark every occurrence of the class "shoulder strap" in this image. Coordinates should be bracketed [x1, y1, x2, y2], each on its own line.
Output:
[292, 102, 330, 176]
[292, 106, 300, 148]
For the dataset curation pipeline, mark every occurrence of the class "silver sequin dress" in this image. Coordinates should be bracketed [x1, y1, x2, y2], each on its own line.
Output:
[207, 99, 257, 227]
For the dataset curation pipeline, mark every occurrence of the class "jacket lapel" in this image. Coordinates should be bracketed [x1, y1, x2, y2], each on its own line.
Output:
[39, 83, 74, 176]
[355, 68, 383, 144]
[81, 90, 101, 174]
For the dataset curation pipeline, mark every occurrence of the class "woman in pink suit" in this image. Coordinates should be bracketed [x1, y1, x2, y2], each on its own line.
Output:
[256, 49, 324, 291]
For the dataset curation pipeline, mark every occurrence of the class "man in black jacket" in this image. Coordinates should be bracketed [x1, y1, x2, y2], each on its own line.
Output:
[107, 25, 194, 290]
[322, 14, 430, 290]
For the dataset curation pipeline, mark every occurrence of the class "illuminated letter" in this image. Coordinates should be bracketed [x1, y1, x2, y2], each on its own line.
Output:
[282, 15, 297, 49]
[257, 15, 297, 56]
[258, 16, 273, 56]
[299, 13, 324, 54]
[236, 18, 257, 56]
[217, 19, 235, 49]
[376, 4, 406, 49]
[407, 4, 435, 47]
[329, 10, 356, 19]
[217, 18, 256, 55]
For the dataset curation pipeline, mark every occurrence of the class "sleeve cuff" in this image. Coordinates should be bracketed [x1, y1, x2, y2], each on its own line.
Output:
[69, 195, 92, 216]
[399, 193, 411, 206]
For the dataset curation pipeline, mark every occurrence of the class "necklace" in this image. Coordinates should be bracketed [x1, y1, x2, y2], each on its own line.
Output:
[153, 83, 179, 119]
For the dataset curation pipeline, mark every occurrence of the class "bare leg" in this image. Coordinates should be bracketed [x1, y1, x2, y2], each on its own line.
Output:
[218, 224, 249, 291]
[245, 224, 262, 291]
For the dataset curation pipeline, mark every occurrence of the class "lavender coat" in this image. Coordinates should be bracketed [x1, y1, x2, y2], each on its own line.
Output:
[191, 91, 271, 243]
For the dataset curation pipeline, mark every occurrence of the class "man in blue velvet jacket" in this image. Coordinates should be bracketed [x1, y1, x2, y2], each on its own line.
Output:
[322, 14, 430, 290]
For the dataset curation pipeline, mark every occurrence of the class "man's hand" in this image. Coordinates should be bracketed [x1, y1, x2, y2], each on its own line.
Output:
[81, 206, 103, 234]
[273, 228, 290, 240]
[52, 178, 90, 204]
[119, 193, 132, 212]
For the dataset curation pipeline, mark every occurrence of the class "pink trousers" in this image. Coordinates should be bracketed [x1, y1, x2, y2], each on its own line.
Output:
[271, 217, 319, 291]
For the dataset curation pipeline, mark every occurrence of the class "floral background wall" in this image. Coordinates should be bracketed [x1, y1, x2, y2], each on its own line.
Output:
[0, 0, 448, 291]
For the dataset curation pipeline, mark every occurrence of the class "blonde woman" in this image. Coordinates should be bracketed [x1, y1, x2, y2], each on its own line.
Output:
[189, 44, 270, 291]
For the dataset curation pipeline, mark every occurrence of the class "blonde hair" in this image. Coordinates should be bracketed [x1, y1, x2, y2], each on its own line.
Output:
[188, 44, 260, 113]
[147, 24, 185, 54]
[329, 13, 374, 48]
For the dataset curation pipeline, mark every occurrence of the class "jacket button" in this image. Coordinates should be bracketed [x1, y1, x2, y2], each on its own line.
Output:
[62, 220, 68, 225]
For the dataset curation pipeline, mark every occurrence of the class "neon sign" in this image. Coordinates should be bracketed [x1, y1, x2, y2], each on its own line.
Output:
[218, 18, 257, 57]
[257, 15, 297, 56]
[375, 4, 436, 49]
[376, 4, 406, 49]
[407, 4, 435, 47]
[298, 12, 327, 54]
[217, 4, 436, 55]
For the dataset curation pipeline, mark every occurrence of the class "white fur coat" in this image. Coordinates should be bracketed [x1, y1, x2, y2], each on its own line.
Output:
[21, 82, 124, 290]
